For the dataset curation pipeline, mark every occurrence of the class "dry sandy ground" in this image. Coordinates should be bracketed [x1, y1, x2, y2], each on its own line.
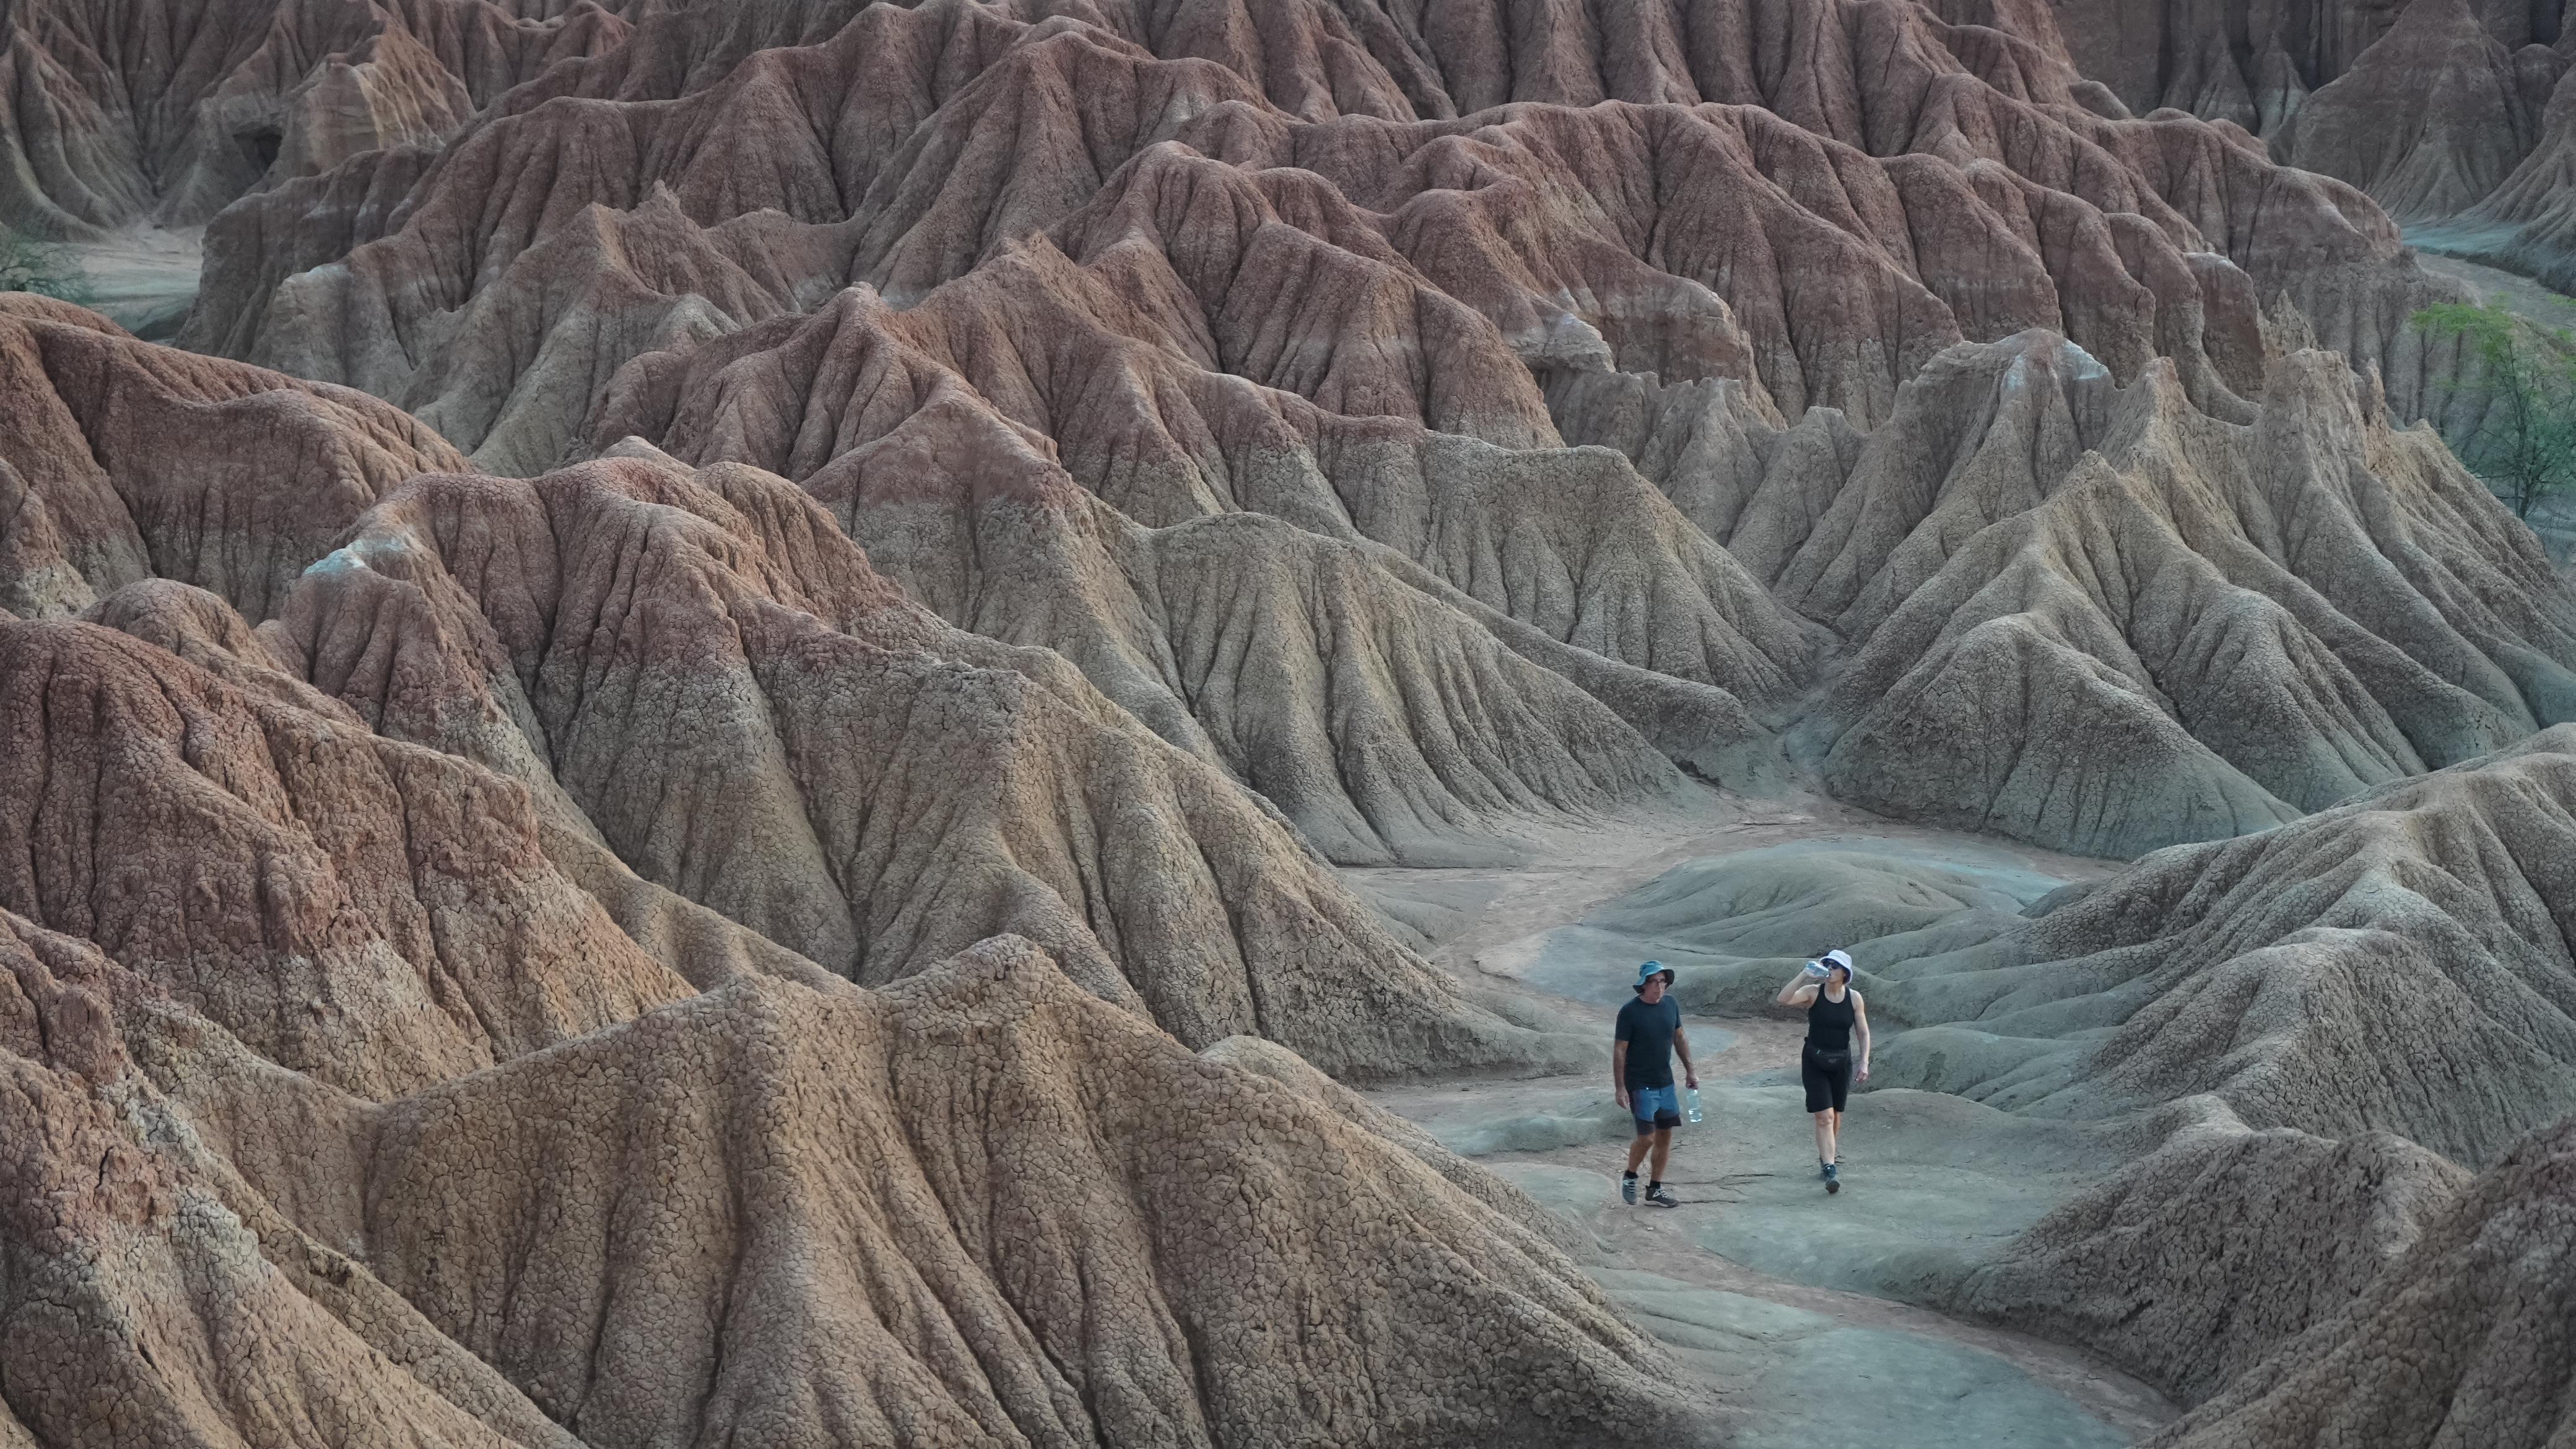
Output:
[2414, 248, 2575, 331]
[52, 225, 201, 339]
[1355, 785, 2173, 1448]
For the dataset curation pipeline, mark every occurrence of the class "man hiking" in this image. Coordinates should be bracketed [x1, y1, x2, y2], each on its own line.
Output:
[1775, 949, 1871, 1193]
[1613, 960, 1698, 1207]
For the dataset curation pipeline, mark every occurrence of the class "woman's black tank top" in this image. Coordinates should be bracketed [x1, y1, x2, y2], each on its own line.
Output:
[1806, 987, 1856, 1053]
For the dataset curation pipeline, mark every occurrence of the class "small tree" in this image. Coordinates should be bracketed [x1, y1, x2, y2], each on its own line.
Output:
[0, 230, 90, 305]
[2416, 300, 2576, 520]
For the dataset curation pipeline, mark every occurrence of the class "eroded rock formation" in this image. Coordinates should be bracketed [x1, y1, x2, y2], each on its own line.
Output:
[16, 0, 2558, 869]
[2445, 54, 2576, 288]
[75, 0, 2564, 867]
[6, 1, 2576, 1443]
[0, 609, 694, 1098]
[0, 345, 1687, 1435]
[2042, 0, 2576, 290]
[0, 908, 1695, 1447]
[2046, 0, 2565, 135]
[0, 0, 636, 237]
[251, 451, 1569, 1071]
[2273, 0, 2564, 222]
[1949, 1104, 2471, 1403]
[0, 325, 1569, 1074]
[0, 293, 461, 620]
[186, 0, 2473, 455]
[1572, 331, 2576, 856]
[1865, 726, 2576, 1162]
[2149, 1110, 2576, 1448]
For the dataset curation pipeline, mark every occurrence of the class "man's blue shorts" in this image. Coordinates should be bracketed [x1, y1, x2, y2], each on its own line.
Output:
[1630, 1084, 1681, 1133]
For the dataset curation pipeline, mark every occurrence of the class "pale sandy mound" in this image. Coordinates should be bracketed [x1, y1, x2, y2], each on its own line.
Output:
[2147, 1110, 2576, 1449]
[1948, 1102, 2471, 1403]
[1590, 731, 2576, 1162]
[1588, 845, 2056, 995]
[1868, 726, 2576, 1164]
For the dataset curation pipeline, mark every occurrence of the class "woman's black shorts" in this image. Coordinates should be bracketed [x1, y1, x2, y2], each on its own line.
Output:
[1801, 1045, 1853, 1113]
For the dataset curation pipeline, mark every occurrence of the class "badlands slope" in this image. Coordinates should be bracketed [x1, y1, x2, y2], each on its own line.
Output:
[2047, 0, 2576, 292]
[0, 296, 1684, 1447]
[139, 0, 2576, 866]
[1, 0, 2575, 1446]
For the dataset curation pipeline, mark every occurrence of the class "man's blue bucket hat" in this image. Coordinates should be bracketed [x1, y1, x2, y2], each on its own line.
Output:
[1634, 960, 1673, 987]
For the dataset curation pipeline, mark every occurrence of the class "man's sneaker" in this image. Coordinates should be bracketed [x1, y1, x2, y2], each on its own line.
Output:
[1622, 1174, 1639, 1206]
[1819, 1160, 1833, 1181]
[1643, 1182, 1680, 1208]
[1824, 1162, 1841, 1194]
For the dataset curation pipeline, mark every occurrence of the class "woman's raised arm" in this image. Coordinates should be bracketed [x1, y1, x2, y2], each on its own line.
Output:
[1775, 962, 1822, 1006]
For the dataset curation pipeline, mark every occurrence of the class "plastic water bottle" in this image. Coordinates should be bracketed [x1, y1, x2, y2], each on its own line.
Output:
[1685, 1087, 1705, 1124]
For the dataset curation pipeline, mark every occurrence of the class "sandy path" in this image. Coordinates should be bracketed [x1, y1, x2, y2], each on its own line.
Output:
[1351, 785, 2114, 983]
[55, 227, 202, 340]
[1354, 787, 2174, 1445]
[2413, 249, 2575, 331]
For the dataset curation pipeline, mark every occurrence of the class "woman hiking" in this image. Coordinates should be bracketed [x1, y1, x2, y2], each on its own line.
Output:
[1775, 949, 1869, 1193]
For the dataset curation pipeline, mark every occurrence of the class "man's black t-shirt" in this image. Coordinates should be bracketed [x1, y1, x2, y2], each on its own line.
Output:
[1615, 995, 1682, 1089]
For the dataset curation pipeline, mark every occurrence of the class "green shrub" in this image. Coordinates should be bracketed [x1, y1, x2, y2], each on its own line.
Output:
[2416, 299, 2576, 520]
